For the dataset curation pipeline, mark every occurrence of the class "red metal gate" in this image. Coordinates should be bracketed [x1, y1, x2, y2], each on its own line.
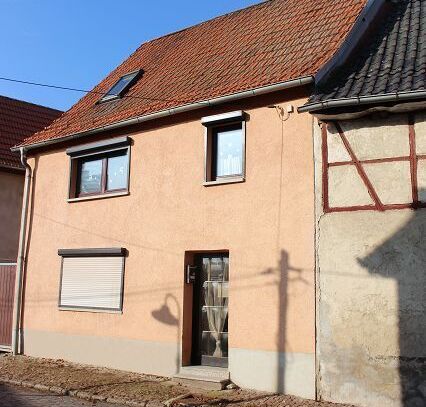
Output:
[0, 263, 16, 349]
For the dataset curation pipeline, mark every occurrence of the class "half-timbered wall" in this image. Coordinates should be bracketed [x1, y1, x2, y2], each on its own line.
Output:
[314, 111, 426, 407]
[322, 113, 426, 212]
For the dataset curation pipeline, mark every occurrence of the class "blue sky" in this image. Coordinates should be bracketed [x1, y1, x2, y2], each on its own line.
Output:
[0, 0, 260, 111]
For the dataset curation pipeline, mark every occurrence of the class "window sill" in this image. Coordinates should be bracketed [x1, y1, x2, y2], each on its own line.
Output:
[67, 190, 129, 203]
[203, 176, 245, 187]
[59, 306, 123, 314]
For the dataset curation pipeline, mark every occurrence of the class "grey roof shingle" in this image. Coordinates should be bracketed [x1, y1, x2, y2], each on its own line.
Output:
[305, 0, 425, 110]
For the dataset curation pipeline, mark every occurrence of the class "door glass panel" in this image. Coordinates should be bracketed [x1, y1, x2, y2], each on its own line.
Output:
[201, 256, 229, 367]
[79, 158, 102, 194]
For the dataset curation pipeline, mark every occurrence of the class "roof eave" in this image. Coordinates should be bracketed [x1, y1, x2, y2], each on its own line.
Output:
[0, 163, 25, 172]
[297, 90, 426, 114]
[12, 76, 314, 152]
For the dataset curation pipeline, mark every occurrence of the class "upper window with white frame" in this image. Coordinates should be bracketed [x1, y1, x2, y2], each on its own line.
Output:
[67, 136, 131, 201]
[202, 111, 246, 185]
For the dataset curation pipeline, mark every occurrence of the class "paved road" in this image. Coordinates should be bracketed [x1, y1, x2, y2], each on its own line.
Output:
[0, 384, 126, 407]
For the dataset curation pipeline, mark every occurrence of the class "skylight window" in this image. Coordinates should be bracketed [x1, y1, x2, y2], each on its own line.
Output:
[99, 70, 142, 103]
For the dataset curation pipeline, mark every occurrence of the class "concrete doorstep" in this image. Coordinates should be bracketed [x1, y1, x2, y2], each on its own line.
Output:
[173, 366, 231, 391]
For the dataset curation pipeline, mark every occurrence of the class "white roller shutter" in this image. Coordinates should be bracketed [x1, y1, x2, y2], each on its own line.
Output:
[59, 256, 124, 311]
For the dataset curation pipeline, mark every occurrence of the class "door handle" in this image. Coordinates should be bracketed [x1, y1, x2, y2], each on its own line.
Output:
[186, 265, 197, 284]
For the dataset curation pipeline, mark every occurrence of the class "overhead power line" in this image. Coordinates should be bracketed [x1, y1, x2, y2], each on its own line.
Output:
[0, 76, 190, 104]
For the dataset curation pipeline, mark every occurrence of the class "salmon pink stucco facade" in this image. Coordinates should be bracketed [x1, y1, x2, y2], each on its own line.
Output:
[21, 92, 316, 398]
[12, 0, 373, 400]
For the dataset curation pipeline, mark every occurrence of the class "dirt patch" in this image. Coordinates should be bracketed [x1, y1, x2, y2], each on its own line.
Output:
[0, 355, 357, 407]
[0, 354, 185, 404]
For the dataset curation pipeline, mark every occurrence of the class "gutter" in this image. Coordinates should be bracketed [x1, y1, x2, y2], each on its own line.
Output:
[0, 164, 25, 172]
[11, 147, 32, 355]
[298, 90, 426, 114]
[11, 76, 313, 152]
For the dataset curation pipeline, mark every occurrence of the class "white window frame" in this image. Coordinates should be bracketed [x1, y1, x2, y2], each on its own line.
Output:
[202, 111, 246, 186]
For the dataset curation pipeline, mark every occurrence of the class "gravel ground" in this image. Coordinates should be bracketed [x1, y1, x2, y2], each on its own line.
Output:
[0, 355, 357, 407]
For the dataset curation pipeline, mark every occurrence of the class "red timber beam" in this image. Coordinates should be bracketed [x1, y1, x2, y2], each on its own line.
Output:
[408, 114, 419, 206]
[321, 123, 330, 212]
[333, 121, 385, 211]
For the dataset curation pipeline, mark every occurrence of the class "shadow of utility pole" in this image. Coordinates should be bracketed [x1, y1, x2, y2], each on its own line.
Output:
[262, 250, 306, 393]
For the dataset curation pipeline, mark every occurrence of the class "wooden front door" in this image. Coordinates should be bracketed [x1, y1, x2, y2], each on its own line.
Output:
[0, 263, 16, 348]
[191, 254, 229, 368]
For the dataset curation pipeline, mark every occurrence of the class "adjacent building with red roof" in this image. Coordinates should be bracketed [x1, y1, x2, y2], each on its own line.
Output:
[0, 96, 61, 261]
[0, 96, 61, 170]
[0, 96, 60, 351]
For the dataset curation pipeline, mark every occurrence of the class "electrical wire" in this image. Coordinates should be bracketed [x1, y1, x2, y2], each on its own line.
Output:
[0, 76, 192, 105]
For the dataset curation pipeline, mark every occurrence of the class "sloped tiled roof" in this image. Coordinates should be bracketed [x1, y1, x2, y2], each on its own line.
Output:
[20, 0, 367, 148]
[304, 0, 426, 110]
[0, 96, 62, 169]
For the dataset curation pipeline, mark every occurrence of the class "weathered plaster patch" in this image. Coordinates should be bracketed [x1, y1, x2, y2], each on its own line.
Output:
[414, 111, 426, 154]
[317, 210, 426, 407]
[329, 116, 410, 160]
[363, 161, 412, 204]
[328, 165, 373, 207]
[417, 160, 426, 201]
[327, 132, 351, 163]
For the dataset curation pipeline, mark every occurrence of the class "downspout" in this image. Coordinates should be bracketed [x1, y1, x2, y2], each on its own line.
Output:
[11, 147, 32, 355]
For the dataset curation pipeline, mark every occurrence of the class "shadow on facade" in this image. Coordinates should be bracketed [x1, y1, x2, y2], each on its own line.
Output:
[151, 293, 181, 374]
[358, 204, 426, 406]
[150, 249, 306, 395]
[261, 250, 306, 393]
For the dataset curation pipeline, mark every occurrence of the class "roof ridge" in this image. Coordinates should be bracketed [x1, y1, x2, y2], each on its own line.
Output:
[99, 0, 272, 84]
[56, 1, 277, 107]
[0, 94, 63, 113]
[140, 0, 272, 46]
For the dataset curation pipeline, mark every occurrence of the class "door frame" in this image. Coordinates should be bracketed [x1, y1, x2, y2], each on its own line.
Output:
[190, 252, 229, 368]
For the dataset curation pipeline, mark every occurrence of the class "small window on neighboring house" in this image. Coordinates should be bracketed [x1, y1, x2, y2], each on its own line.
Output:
[67, 136, 131, 201]
[98, 70, 142, 103]
[58, 248, 126, 312]
[202, 111, 246, 185]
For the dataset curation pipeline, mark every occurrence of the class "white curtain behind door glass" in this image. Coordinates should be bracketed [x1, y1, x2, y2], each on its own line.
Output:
[203, 258, 229, 358]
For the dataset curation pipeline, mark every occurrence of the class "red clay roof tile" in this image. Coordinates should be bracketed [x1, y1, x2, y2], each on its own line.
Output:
[21, 0, 367, 148]
[0, 96, 61, 168]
